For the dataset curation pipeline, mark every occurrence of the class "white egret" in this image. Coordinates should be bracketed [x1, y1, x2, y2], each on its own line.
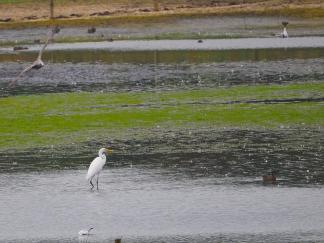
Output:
[8, 26, 60, 88]
[78, 227, 94, 236]
[86, 148, 112, 190]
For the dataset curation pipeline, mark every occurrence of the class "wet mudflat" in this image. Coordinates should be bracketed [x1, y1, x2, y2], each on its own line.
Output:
[1, 47, 324, 96]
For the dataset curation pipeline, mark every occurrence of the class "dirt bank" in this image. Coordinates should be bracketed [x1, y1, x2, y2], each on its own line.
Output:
[1, 0, 324, 29]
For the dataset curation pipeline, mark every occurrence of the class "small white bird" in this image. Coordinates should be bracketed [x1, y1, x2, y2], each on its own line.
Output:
[280, 21, 289, 38]
[78, 227, 94, 236]
[281, 27, 288, 38]
[86, 148, 112, 190]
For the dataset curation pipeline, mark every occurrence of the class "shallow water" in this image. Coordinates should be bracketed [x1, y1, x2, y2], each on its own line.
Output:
[1, 166, 324, 242]
[2, 37, 324, 53]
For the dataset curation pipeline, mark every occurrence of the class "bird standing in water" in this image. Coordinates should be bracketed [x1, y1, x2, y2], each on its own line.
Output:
[86, 148, 112, 190]
[280, 21, 289, 38]
[8, 26, 60, 87]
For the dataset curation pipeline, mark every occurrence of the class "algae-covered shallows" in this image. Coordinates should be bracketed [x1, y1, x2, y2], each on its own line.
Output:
[0, 82, 323, 149]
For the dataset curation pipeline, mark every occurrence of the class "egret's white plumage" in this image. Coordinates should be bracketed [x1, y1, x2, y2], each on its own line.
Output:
[86, 154, 106, 181]
[280, 21, 289, 38]
[86, 148, 112, 190]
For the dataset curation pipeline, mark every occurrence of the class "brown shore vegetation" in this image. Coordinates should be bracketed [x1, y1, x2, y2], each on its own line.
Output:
[0, 0, 323, 29]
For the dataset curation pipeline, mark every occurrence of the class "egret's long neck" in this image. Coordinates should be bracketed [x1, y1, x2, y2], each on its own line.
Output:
[98, 148, 108, 161]
[99, 152, 106, 160]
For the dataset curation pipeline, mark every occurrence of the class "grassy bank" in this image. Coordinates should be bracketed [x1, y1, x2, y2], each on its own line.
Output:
[0, 82, 323, 150]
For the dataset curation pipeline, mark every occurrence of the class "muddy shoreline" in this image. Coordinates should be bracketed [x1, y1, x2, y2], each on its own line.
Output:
[1, 16, 324, 48]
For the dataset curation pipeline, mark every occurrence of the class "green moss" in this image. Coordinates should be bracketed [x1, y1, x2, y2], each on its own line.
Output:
[0, 82, 323, 149]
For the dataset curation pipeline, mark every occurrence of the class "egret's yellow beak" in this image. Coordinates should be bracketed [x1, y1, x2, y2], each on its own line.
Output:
[106, 148, 113, 154]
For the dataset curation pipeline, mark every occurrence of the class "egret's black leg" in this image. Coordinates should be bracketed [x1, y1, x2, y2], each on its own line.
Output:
[90, 179, 94, 190]
[96, 175, 99, 190]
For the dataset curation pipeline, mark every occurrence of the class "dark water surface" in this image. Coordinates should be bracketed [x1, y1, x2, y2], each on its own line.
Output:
[1, 129, 323, 185]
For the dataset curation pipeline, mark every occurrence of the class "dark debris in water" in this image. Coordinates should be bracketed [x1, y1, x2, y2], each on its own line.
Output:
[0, 128, 323, 187]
